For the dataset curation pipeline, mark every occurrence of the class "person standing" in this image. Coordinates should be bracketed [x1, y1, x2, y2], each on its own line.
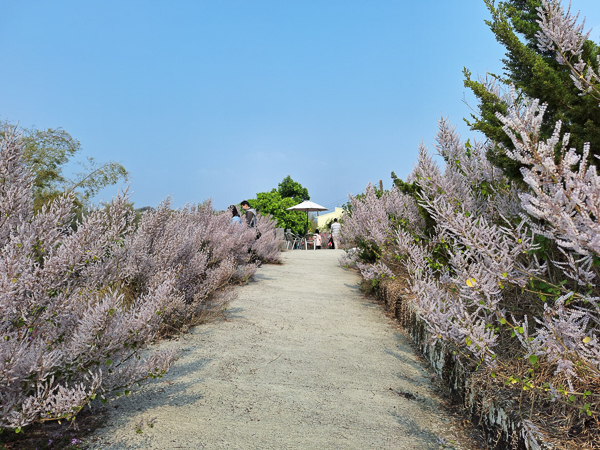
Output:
[240, 200, 261, 265]
[314, 229, 322, 249]
[330, 218, 341, 250]
[229, 205, 241, 225]
[240, 200, 257, 228]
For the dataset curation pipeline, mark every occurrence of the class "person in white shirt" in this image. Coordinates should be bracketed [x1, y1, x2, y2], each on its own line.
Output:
[314, 229, 322, 249]
[330, 218, 342, 250]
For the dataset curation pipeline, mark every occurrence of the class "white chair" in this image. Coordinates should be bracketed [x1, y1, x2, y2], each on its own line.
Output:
[285, 232, 302, 250]
[292, 233, 304, 249]
[302, 234, 317, 250]
[283, 231, 294, 250]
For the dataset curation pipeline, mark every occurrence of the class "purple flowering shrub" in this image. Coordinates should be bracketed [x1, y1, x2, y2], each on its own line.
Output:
[122, 199, 253, 331]
[536, 0, 600, 102]
[0, 127, 280, 430]
[252, 214, 283, 263]
[346, 116, 599, 447]
[343, 3, 600, 445]
[0, 128, 178, 429]
[121, 201, 281, 330]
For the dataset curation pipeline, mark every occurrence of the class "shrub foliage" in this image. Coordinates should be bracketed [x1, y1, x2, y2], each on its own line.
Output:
[0, 128, 281, 430]
[342, 2, 600, 447]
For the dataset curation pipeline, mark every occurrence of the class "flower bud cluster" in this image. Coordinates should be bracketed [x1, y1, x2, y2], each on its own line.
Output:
[536, 0, 600, 101]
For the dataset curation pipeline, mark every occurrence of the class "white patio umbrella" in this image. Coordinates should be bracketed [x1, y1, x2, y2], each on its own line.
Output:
[286, 200, 328, 233]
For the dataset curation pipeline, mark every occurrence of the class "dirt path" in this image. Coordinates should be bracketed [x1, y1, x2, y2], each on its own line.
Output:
[88, 250, 471, 449]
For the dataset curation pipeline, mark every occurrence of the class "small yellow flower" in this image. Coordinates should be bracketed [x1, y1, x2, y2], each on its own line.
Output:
[466, 278, 476, 288]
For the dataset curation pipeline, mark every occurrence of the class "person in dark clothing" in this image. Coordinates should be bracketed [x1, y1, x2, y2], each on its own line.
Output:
[240, 200, 261, 266]
[240, 200, 257, 228]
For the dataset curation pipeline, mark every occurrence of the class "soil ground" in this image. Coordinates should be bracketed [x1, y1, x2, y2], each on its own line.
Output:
[86, 250, 479, 450]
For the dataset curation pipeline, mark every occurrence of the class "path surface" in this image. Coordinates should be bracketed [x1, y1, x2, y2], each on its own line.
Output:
[88, 250, 469, 449]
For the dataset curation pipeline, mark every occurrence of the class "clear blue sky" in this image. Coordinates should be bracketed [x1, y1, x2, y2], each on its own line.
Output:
[1, 1, 599, 212]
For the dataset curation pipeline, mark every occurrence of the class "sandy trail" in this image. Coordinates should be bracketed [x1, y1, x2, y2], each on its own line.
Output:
[88, 250, 468, 449]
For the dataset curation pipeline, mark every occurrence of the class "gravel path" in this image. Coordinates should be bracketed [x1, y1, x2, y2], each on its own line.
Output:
[88, 250, 470, 449]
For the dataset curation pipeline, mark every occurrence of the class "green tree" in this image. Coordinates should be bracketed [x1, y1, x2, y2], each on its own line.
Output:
[247, 176, 311, 234]
[277, 175, 310, 201]
[464, 0, 600, 180]
[249, 190, 306, 234]
[1, 122, 128, 210]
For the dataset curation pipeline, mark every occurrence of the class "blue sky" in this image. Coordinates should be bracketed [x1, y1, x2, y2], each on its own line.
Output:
[1, 1, 599, 212]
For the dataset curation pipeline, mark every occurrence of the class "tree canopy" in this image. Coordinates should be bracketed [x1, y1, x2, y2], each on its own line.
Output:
[247, 176, 310, 234]
[249, 190, 306, 234]
[277, 175, 310, 202]
[0, 122, 129, 211]
[464, 0, 600, 180]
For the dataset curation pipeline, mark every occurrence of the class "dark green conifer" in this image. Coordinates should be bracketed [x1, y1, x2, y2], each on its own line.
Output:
[464, 0, 600, 180]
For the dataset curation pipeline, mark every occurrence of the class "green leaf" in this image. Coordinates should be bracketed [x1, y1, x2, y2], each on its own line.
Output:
[528, 355, 538, 365]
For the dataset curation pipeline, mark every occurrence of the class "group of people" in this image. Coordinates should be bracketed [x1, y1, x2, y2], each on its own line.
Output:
[311, 218, 341, 249]
[229, 202, 342, 250]
[229, 201, 257, 228]
[229, 201, 262, 265]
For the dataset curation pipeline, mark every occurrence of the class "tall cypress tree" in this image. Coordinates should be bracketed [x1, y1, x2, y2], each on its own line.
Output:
[464, 0, 600, 180]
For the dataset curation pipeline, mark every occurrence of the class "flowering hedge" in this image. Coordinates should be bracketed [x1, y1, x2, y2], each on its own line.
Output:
[341, 2, 600, 448]
[0, 127, 281, 430]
